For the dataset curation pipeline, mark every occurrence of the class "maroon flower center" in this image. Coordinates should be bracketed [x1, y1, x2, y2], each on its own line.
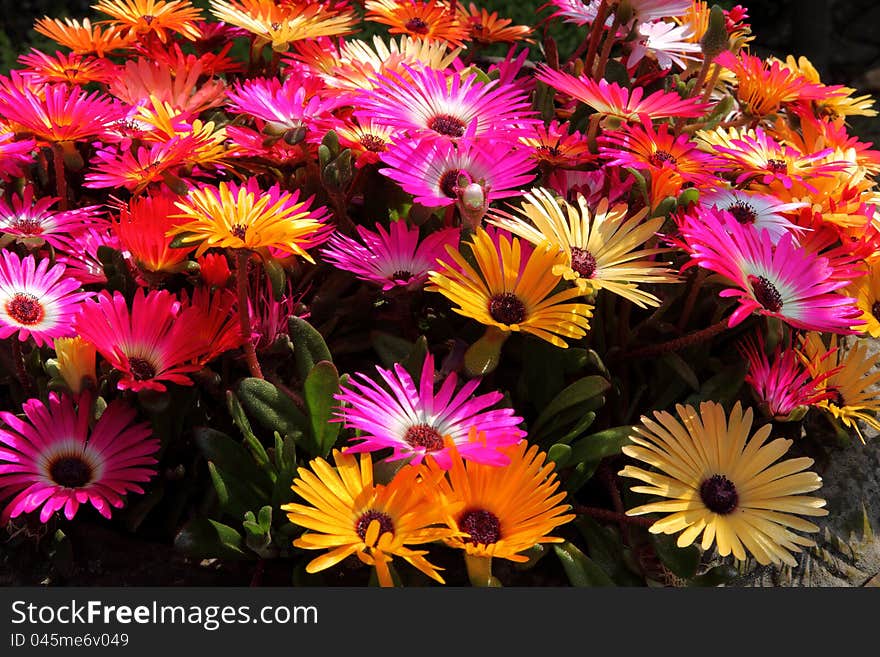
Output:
[49, 456, 93, 488]
[6, 292, 44, 325]
[726, 200, 758, 225]
[403, 423, 444, 451]
[537, 145, 562, 158]
[231, 224, 247, 240]
[427, 113, 468, 138]
[142, 15, 154, 26]
[699, 474, 738, 515]
[439, 169, 464, 198]
[359, 134, 387, 152]
[649, 149, 677, 166]
[355, 510, 394, 541]
[830, 389, 845, 407]
[128, 357, 157, 381]
[766, 158, 788, 173]
[9, 215, 44, 235]
[405, 17, 430, 34]
[488, 292, 526, 324]
[750, 275, 784, 313]
[871, 301, 880, 322]
[570, 246, 597, 279]
[391, 269, 413, 281]
[459, 508, 501, 545]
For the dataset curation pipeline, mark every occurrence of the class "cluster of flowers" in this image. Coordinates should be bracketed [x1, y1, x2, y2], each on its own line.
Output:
[0, 0, 878, 585]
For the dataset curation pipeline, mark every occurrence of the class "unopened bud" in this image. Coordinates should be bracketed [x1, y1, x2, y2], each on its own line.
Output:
[700, 5, 729, 60]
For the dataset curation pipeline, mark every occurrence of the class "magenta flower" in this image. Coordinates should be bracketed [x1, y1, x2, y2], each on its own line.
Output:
[0, 131, 35, 181]
[335, 352, 525, 468]
[354, 64, 538, 143]
[699, 187, 806, 243]
[0, 185, 105, 249]
[54, 226, 119, 286]
[320, 220, 460, 290]
[226, 75, 334, 136]
[677, 207, 863, 333]
[0, 251, 89, 347]
[0, 393, 159, 523]
[379, 138, 535, 207]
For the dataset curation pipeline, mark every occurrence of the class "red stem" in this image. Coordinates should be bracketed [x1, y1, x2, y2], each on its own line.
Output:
[51, 144, 68, 211]
[236, 250, 263, 379]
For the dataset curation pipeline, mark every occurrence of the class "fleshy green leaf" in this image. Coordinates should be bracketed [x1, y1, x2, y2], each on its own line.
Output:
[554, 541, 615, 587]
[304, 360, 341, 457]
[288, 316, 333, 382]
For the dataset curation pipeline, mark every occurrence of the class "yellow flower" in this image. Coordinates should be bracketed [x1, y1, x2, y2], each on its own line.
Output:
[619, 401, 828, 567]
[427, 227, 593, 348]
[488, 188, 678, 307]
[53, 336, 97, 395]
[282, 450, 454, 587]
[92, 0, 204, 42]
[846, 259, 880, 337]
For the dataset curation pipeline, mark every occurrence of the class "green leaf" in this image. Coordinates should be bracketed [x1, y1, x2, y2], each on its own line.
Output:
[168, 232, 200, 249]
[661, 352, 700, 391]
[575, 517, 645, 586]
[401, 335, 429, 382]
[236, 378, 307, 444]
[651, 533, 701, 580]
[689, 564, 739, 587]
[304, 360, 341, 457]
[194, 428, 273, 493]
[370, 330, 414, 369]
[263, 257, 287, 299]
[553, 542, 615, 587]
[174, 519, 248, 560]
[532, 375, 611, 438]
[547, 443, 572, 469]
[207, 462, 230, 508]
[568, 425, 634, 465]
[226, 390, 271, 470]
[288, 316, 333, 382]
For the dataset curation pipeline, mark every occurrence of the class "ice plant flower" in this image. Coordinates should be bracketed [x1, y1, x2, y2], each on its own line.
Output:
[0, 186, 102, 249]
[489, 188, 678, 308]
[282, 449, 454, 587]
[0, 251, 89, 348]
[378, 138, 536, 207]
[320, 220, 460, 291]
[0, 131, 34, 181]
[168, 178, 332, 259]
[92, 0, 204, 43]
[112, 192, 192, 276]
[699, 187, 806, 243]
[33, 16, 134, 56]
[364, 0, 469, 47]
[456, 2, 534, 45]
[845, 258, 880, 338]
[798, 332, 880, 443]
[626, 19, 702, 71]
[427, 227, 593, 347]
[226, 75, 336, 138]
[421, 440, 575, 567]
[676, 207, 863, 333]
[334, 352, 525, 468]
[84, 136, 200, 193]
[17, 49, 114, 86]
[519, 120, 594, 168]
[0, 393, 159, 523]
[619, 400, 829, 567]
[535, 64, 711, 122]
[52, 336, 98, 396]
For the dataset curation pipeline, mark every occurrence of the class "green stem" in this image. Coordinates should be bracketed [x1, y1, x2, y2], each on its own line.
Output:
[51, 143, 68, 211]
[236, 250, 263, 379]
[464, 553, 501, 587]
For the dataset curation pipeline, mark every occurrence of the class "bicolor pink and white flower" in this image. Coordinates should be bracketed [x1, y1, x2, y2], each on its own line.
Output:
[699, 187, 807, 243]
[0, 185, 104, 249]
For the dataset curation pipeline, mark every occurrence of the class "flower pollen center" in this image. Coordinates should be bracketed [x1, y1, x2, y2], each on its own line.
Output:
[49, 456, 93, 488]
[439, 169, 463, 198]
[403, 423, 444, 451]
[871, 301, 880, 322]
[488, 292, 526, 324]
[726, 200, 758, 225]
[427, 113, 468, 138]
[649, 149, 677, 166]
[355, 510, 394, 541]
[767, 158, 788, 173]
[359, 134, 387, 152]
[391, 269, 413, 281]
[750, 275, 784, 312]
[405, 17, 430, 34]
[10, 215, 44, 235]
[128, 356, 157, 381]
[459, 508, 501, 545]
[570, 246, 597, 279]
[231, 223, 247, 240]
[699, 474, 739, 515]
[6, 292, 44, 325]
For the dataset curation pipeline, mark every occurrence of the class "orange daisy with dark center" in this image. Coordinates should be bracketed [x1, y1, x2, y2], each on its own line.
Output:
[750, 275, 784, 312]
[404, 16, 430, 34]
[569, 247, 597, 279]
[488, 292, 526, 324]
[6, 293, 44, 325]
[355, 509, 394, 541]
[403, 423, 444, 451]
[698, 474, 739, 514]
[230, 223, 247, 240]
[459, 508, 501, 545]
[49, 455, 94, 488]
[428, 113, 468, 138]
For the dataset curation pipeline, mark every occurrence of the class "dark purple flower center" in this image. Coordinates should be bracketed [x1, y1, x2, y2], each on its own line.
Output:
[699, 474, 738, 515]
[537, 145, 562, 158]
[359, 134, 387, 152]
[428, 113, 467, 138]
[750, 275, 784, 313]
[142, 15, 154, 26]
[726, 200, 758, 225]
[9, 215, 43, 235]
[405, 17, 430, 34]
[570, 246, 597, 279]
[766, 158, 788, 173]
[439, 169, 463, 198]
[403, 423, 444, 451]
[128, 357, 157, 381]
[488, 292, 526, 324]
[391, 269, 413, 281]
[649, 149, 677, 166]
[459, 508, 501, 545]
[231, 224, 247, 240]
[871, 301, 880, 322]
[50, 456, 93, 488]
[6, 292, 44, 325]
[355, 510, 394, 541]
[830, 388, 845, 407]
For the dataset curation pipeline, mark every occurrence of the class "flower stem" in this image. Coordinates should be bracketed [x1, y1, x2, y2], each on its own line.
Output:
[236, 250, 263, 379]
[11, 339, 32, 398]
[464, 553, 501, 587]
[593, 11, 623, 80]
[613, 315, 731, 361]
[574, 505, 655, 528]
[51, 143, 68, 211]
[583, 0, 611, 77]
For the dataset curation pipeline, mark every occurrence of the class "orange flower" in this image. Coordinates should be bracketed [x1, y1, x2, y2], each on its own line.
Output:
[33, 16, 135, 56]
[93, 0, 204, 43]
[456, 2, 534, 45]
[364, 0, 469, 48]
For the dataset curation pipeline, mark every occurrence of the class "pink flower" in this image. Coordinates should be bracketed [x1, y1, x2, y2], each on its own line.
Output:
[0, 185, 105, 249]
[0, 393, 158, 523]
[0, 131, 35, 181]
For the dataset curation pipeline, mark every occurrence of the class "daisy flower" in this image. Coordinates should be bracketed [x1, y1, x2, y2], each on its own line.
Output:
[17, 49, 114, 86]
[112, 192, 192, 276]
[739, 332, 837, 420]
[355, 64, 538, 143]
[320, 220, 460, 291]
[699, 187, 806, 243]
[488, 188, 678, 308]
[427, 227, 593, 347]
[168, 178, 332, 259]
[364, 0, 469, 47]
[778, 55, 877, 120]
[226, 75, 336, 137]
[53, 227, 119, 287]
[798, 332, 880, 443]
[535, 64, 711, 122]
[846, 258, 880, 338]
[677, 206, 863, 333]
[92, 0, 204, 43]
[53, 336, 97, 396]
[84, 136, 199, 193]
[626, 19, 702, 71]
[421, 440, 575, 565]
[33, 16, 134, 56]
[519, 120, 594, 168]
[314, 116, 399, 168]
[0, 393, 158, 523]
[0, 131, 35, 181]
[0, 185, 102, 250]
[282, 449, 454, 587]
[378, 138, 536, 207]
[334, 351, 525, 468]
[619, 400, 828, 567]
[456, 3, 534, 45]
[0, 251, 89, 348]
[542, 0, 602, 26]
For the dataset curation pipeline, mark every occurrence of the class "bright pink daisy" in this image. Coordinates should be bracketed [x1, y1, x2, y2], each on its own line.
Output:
[0, 393, 159, 523]
[676, 207, 863, 333]
[378, 138, 536, 207]
[84, 135, 201, 193]
[535, 64, 711, 122]
[320, 220, 460, 291]
[54, 226, 119, 286]
[225, 75, 335, 139]
[0, 131, 35, 180]
[334, 352, 525, 468]
[73, 288, 209, 392]
[738, 332, 838, 420]
[354, 64, 539, 143]
[0, 251, 89, 348]
[0, 185, 104, 249]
